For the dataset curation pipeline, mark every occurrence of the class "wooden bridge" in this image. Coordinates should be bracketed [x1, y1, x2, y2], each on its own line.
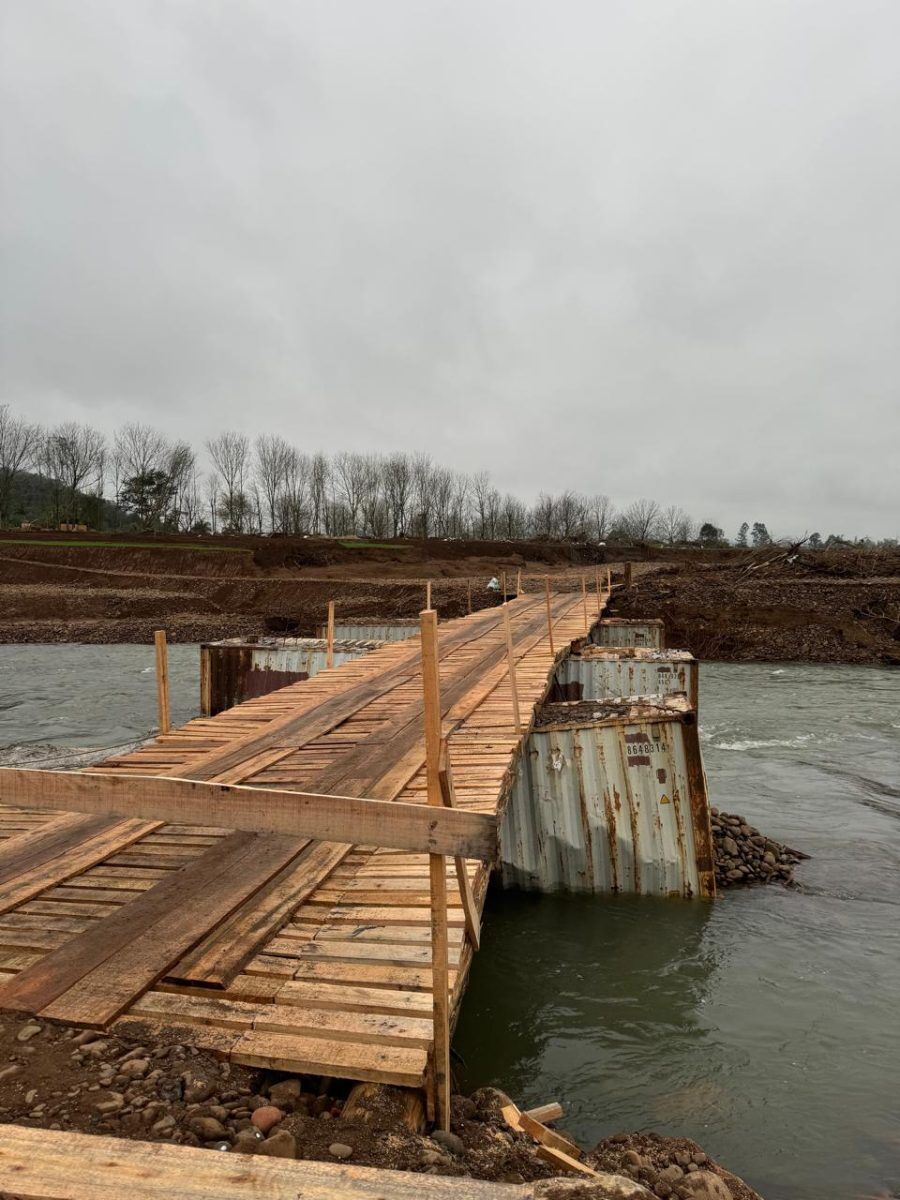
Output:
[0, 585, 604, 1126]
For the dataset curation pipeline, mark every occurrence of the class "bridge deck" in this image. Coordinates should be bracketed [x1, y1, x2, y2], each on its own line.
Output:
[0, 591, 597, 1088]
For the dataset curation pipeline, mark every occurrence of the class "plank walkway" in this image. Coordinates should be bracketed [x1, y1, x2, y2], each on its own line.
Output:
[0, 591, 597, 1090]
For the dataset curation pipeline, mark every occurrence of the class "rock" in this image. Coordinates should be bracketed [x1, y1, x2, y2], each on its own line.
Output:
[256, 1130, 296, 1158]
[250, 1105, 284, 1135]
[420, 1149, 446, 1166]
[72, 1030, 101, 1046]
[120, 1058, 150, 1079]
[182, 1076, 215, 1104]
[659, 1165, 683, 1183]
[623, 1151, 643, 1168]
[267, 1078, 303, 1110]
[682, 1171, 732, 1200]
[24, 1089, 38, 1106]
[328, 1142, 354, 1160]
[232, 1128, 264, 1154]
[0, 1065, 23, 1083]
[654, 1183, 672, 1199]
[431, 1129, 465, 1156]
[721, 837, 739, 856]
[16, 1022, 42, 1043]
[94, 1093, 125, 1115]
[190, 1116, 228, 1141]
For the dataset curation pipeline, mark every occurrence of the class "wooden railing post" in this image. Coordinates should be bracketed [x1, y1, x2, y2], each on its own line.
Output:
[606, 566, 612, 590]
[501, 570, 507, 602]
[581, 575, 589, 632]
[502, 602, 522, 735]
[420, 609, 451, 1131]
[154, 630, 171, 735]
[199, 645, 211, 717]
[426, 580, 432, 610]
[467, 580, 472, 615]
[544, 577, 555, 657]
[595, 569, 602, 613]
[326, 600, 335, 669]
[516, 568, 522, 595]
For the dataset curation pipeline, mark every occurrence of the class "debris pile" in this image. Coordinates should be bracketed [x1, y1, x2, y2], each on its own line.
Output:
[589, 1130, 762, 1200]
[711, 807, 808, 888]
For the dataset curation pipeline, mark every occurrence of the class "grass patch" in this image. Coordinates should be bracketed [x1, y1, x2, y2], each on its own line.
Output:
[1, 539, 249, 553]
[338, 540, 409, 550]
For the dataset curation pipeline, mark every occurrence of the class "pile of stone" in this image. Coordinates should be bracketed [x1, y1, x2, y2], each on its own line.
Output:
[711, 807, 808, 888]
[589, 1130, 760, 1200]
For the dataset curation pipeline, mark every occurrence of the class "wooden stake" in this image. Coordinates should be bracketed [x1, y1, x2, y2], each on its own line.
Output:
[544, 578, 555, 657]
[516, 568, 522, 595]
[326, 600, 335, 669]
[624, 562, 633, 588]
[500, 570, 506, 602]
[199, 645, 211, 717]
[594, 569, 602, 613]
[153, 630, 170, 735]
[502, 602, 522, 736]
[581, 575, 589, 632]
[606, 566, 612, 589]
[420, 609, 451, 1132]
[467, 580, 472, 615]
[426, 580, 432, 610]
[438, 740, 481, 950]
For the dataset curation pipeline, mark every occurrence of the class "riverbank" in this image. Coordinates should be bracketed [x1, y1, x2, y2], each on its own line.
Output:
[0, 1013, 759, 1198]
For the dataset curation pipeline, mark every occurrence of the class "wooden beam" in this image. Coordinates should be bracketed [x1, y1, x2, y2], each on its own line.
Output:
[544, 577, 555, 656]
[199, 645, 212, 717]
[420, 608, 451, 1132]
[326, 600, 335, 669]
[0, 769, 497, 861]
[154, 630, 170, 735]
[524, 1101, 564, 1124]
[501, 603, 522, 736]
[0, 1125, 533, 1199]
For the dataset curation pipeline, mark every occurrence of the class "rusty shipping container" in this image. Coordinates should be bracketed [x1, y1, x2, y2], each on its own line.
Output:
[199, 636, 383, 716]
[554, 646, 698, 710]
[589, 617, 665, 649]
[499, 696, 715, 899]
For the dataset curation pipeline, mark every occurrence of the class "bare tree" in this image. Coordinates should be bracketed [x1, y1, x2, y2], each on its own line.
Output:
[0, 404, 42, 525]
[206, 431, 250, 532]
[659, 504, 694, 545]
[254, 434, 291, 533]
[588, 493, 615, 542]
[382, 453, 412, 536]
[619, 498, 662, 543]
[411, 453, 436, 539]
[40, 421, 106, 524]
[555, 491, 587, 540]
[333, 452, 368, 534]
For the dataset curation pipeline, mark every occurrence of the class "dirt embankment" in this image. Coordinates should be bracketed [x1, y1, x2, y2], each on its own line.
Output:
[0, 535, 595, 644]
[610, 558, 900, 665]
[0, 1014, 761, 1198]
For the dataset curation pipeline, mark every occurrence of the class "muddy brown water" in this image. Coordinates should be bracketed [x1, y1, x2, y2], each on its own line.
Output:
[0, 648, 897, 1198]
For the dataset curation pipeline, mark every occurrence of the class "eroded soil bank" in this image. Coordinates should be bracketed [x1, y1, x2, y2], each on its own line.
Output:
[0, 1014, 759, 1199]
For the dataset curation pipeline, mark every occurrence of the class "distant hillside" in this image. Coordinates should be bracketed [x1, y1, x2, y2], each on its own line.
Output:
[5, 470, 130, 530]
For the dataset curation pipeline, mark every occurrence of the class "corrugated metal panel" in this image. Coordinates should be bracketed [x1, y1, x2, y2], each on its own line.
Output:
[589, 618, 665, 648]
[500, 698, 713, 899]
[315, 622, 419, 642]
[555, 648, 697, 708]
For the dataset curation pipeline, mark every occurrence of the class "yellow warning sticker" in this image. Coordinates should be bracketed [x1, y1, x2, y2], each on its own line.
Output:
[659, 793, 671, 805]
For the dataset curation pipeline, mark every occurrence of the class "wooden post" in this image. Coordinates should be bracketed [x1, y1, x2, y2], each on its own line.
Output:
[326, 600, 335, 669]
[624, 562, 633, 588]
[544, 577, 555, 657]
[501, 602, 522, 735]
[516, 568, 522, 595]
[426, 580, 432, 610]
[199, 646, 211, 717]
[606, 566, 612, 590]
[500, 570, 507, 603]
[154, 630, 171, 735]
[420, 609, 451, 1131]
[466, 580, 472, 615]
[595, 569, 602, 613]
[581, 575, 589, 632]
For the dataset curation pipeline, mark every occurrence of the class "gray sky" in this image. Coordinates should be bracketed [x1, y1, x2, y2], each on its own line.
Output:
[2, 1, 898, 539]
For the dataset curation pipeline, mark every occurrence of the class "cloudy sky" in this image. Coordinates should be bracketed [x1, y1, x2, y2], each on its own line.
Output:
[2, 1, 898, 539]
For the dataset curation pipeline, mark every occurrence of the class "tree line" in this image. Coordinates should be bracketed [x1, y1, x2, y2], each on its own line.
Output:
[0, 407, 892, 549]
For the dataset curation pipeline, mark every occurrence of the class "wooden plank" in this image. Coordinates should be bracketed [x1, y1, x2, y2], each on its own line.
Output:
[0, 770, 498, 861]
[0, 831, 307, 1022]
[167, 841, 347, 989]
[0, 817, 160, 916]
[438, 740, 481, 951]
[0, 1125, 530, 1199]
[230, 1029, 428, 1087]
[0, 813, 118, 883]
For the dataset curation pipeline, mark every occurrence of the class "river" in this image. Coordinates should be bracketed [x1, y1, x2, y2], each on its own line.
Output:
[0, 647, 898, 1198]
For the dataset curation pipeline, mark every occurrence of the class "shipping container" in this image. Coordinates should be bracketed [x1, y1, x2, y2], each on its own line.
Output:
[589, 617, 665, 648]
[313, 621, 419, 642]
[499, 695, 715, 899]
[199, 636, 383, 716]
[554, 646, 698, 710]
